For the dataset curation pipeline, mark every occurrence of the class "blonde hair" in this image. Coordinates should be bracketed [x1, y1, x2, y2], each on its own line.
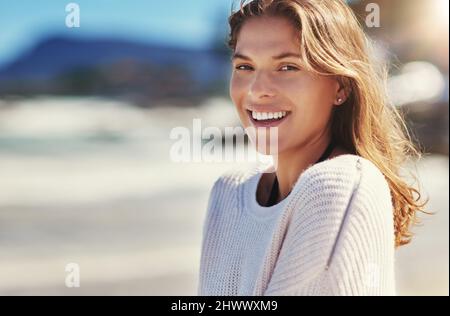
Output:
[228, 0, 430, 248]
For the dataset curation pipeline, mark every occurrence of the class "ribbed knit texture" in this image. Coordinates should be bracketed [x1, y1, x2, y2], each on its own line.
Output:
[198, 154, 396, 296]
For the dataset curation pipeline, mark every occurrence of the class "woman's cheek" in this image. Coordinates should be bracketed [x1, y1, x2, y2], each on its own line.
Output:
[230, 76, 248, 107]
[229, 74, 239, 101]
[230, 73, 248, 90]
[229, 76, 249, 126]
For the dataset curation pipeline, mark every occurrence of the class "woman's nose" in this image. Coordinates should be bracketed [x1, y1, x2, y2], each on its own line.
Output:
[248, 71, 276, 99]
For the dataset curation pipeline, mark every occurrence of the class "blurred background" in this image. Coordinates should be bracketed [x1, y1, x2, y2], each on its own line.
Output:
[0, 0, 448, 295]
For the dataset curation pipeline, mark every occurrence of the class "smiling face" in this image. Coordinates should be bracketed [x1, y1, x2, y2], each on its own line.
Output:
[230, 15, 342, 155]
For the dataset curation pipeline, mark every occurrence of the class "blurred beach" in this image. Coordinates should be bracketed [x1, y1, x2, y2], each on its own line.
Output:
[0, 0, 448, 296]
[0, 97, 447, 295]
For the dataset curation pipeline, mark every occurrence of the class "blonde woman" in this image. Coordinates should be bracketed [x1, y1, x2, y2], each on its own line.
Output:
[198, 0, 427, 296]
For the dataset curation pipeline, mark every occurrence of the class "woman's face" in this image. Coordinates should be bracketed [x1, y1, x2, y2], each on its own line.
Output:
[230, 16, 341, 155]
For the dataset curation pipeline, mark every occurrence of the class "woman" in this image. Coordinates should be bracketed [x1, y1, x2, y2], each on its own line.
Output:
[198, 0, 427, 296]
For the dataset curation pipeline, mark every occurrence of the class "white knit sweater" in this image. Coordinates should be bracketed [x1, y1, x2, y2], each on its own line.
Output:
[198, 154, 396, 296]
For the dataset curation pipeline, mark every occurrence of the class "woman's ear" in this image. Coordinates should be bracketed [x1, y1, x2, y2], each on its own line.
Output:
[334, 77, 351, 106]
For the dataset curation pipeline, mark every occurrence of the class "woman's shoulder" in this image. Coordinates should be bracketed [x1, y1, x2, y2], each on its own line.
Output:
[285, 154, 393, 227]
[205, 164, 260, 206]
[292, 154, 390, 195]
[204, 164, 264, 224]
[210, 163, 266, 191]
[209, 154, 390, 200]
[265, 155, 395, 295]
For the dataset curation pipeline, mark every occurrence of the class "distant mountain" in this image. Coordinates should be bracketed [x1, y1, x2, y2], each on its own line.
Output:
[0, 35, 231, 102]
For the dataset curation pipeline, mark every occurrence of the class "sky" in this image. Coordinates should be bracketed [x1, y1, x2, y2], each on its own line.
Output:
[0, 0, 234, 67]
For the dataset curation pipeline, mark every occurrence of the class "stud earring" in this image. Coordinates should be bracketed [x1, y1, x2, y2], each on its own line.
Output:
[337, 98, 343, 104]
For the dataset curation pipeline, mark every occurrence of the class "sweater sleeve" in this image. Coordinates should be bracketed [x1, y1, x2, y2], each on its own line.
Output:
[264, 158, 396, 296]
[197, 168, 248, 295]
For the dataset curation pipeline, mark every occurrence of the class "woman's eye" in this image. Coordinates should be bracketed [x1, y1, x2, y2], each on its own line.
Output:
[234, 64, 299, 72]
[279, 65, 299, 71]
[235, 65, 253, 71]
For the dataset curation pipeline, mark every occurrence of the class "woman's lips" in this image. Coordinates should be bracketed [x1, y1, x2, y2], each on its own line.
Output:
[246, 110, 291, 128]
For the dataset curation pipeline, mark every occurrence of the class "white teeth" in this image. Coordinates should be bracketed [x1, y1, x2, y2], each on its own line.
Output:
[251, 111, 288, 121]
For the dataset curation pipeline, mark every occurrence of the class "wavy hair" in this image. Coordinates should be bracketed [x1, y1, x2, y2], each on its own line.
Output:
[228, 0, 430, 247]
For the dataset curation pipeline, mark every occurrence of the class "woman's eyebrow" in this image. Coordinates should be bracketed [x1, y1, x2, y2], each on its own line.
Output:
[232, 51, 301, 61]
